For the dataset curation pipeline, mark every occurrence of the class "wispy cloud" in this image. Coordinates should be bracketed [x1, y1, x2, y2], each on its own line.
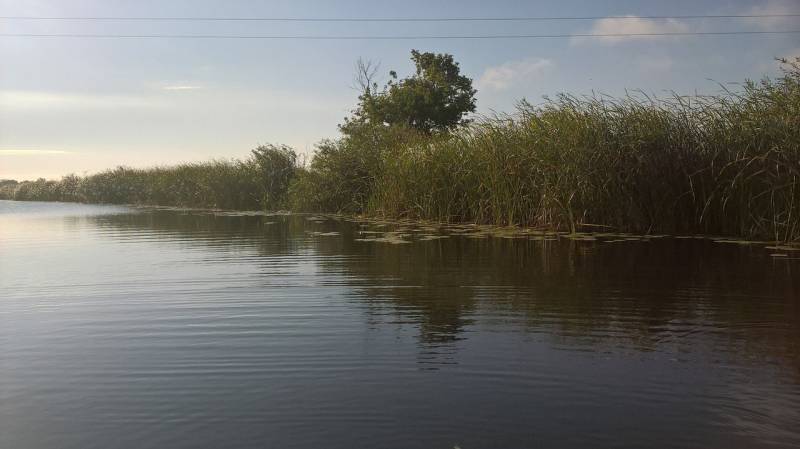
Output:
[572, 16, 690, 45]
[0, 90, 162, 110]
[745, 0, 800, 29]
[162, 85, 203, 91]
[0, 149, 73, 156]
[477, 58, 554, 91]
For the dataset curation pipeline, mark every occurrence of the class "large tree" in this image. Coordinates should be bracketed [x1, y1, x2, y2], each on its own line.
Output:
[342, 50, 477, 134]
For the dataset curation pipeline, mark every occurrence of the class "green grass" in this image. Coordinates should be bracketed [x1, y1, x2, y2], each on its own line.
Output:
[3, 60, 798, 241]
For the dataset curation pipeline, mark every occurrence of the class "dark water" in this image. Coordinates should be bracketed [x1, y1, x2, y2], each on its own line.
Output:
[1, 200, 799, 449]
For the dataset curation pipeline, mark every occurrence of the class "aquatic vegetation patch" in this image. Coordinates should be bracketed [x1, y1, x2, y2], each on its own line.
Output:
[306, 231, 340, 237]
[417, 234, 449, 241]
[765, 245, 800, 251]
[355, 233, 411, 244]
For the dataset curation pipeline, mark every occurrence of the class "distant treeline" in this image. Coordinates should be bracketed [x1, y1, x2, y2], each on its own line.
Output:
[2, 58, 798, 241]
[0, 144, 297, 211]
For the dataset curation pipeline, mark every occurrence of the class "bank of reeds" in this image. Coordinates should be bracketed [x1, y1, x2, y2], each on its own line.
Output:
[0, 145, 297, 210]
[3, 60, 798, 241]
[292, 60, 800, 242]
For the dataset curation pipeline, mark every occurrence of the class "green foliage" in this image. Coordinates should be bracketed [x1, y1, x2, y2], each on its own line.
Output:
[2, 145, 299, 211]
[294, 57, 799, 241]
[342, 50, 476, 135]
[0, 180, 20, 200]
[251, 144, 298, 209]
[4, 58, 799, 242]
[289, 126, 424, 213]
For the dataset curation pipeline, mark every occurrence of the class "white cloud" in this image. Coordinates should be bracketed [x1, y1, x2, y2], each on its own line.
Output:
[745, 0, 800, 29]
[773, 48, 800, 66]
[477, 58, 554, 91]
[162, 85, 203, 91]
[0, 90, 162, 110]
[0, 149, 72, 156]
[756, 48, 800, 74]
[784, 48, 800, 61]
[572, 16, 690, 45]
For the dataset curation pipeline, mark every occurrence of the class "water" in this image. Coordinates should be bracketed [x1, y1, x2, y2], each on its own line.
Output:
[1, 200, 798, 449]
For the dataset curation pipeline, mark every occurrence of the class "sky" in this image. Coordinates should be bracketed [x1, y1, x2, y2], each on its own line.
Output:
[1, 0, 799, 180]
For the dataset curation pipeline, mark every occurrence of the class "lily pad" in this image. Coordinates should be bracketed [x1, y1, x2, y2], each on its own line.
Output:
[418, 235, 449, 241]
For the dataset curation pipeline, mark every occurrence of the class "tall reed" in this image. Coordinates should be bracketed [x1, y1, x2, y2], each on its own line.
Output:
[1, 145, 298, 211]
[3, 60, 798, 241]
[294, 59, 800, 241]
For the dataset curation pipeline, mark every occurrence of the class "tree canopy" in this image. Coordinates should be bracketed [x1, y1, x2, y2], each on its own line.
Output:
[342, 50, 477, 135]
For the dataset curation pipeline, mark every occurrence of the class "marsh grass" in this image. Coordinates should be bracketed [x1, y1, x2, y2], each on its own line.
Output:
[0, 145, 298, 211]
[341, 60, 799, 242]
[3, 60, 798, 241]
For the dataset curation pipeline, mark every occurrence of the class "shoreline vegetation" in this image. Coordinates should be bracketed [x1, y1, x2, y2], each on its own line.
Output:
[2, 56, 799, 242]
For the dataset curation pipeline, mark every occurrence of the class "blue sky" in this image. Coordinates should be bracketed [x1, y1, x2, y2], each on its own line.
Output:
[1, 0, 798, 180]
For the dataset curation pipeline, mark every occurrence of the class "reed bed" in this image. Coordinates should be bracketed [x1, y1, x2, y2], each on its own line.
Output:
[0, 145, 297, 211]
[296, 61, 800, 241]
[3, 61, 798, 241]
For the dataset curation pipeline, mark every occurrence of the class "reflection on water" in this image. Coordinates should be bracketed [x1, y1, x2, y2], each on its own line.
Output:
[1, 201, 798, 449]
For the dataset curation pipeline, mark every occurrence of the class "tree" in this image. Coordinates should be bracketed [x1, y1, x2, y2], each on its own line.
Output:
[352, 57, 380, 96]
[342, 50, 477, 134]
[250, 144, 298, 209]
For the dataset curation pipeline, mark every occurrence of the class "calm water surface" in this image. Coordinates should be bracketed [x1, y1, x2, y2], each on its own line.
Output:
[1, 200, 798, 449]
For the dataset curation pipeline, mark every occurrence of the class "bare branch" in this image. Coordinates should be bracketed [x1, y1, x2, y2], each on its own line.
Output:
[352, 57, 380, 95]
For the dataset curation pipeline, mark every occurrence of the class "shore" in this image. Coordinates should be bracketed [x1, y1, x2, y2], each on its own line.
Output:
[2, 62, 798, 242]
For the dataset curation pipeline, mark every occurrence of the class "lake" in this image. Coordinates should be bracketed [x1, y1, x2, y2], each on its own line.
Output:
[1, 200, 798, 449]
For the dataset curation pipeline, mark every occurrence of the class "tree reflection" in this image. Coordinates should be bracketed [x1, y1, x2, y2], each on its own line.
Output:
[89, 211, 799, 374]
